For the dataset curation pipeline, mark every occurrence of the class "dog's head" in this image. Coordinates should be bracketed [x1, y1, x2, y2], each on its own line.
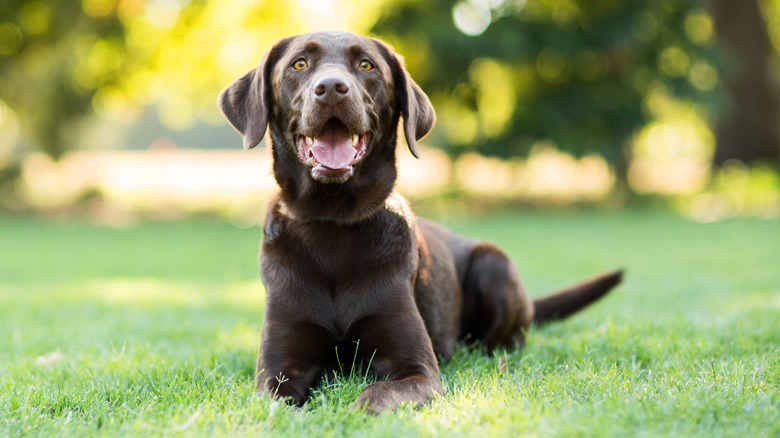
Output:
[218, 31, 435, 184]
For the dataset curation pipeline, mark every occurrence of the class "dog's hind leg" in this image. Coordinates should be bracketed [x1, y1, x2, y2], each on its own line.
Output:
[459, 243, 534, 352]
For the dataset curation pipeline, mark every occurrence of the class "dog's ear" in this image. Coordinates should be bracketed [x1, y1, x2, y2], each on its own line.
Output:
[218, 57, 269, 150]
[381, 44, 436, 158]
[399, 75, 436, 158]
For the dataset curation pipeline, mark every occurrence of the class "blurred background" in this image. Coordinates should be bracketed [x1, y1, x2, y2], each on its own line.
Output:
[1, 0, 779, 226]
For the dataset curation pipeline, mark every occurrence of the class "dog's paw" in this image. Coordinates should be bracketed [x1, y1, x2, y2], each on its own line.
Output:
[350, 382, 398, 415]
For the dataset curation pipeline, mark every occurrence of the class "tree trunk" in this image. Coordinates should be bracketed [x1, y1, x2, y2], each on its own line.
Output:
[711, 0, 780, 165]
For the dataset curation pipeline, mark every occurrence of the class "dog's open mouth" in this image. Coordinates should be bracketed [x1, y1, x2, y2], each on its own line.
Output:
[295, 118, 370, 182]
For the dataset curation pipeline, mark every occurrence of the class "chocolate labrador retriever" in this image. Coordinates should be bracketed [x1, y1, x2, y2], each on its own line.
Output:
[219, 31, 622, 414]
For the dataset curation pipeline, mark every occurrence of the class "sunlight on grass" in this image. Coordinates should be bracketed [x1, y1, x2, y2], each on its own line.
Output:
[716, 289, 780, 316]
[17, 146, 620, 226]
[1, 213, 779, 436]
[680, 160, 780, 222]
[15, 143, 780, 226]
[454, 145, 614, 202]
[93, 278, 264, 308]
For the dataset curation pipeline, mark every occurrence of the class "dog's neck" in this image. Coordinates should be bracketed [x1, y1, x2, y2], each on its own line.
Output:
[268, 129, 400, 225]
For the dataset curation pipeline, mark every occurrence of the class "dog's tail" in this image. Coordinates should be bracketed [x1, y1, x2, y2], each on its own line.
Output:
[532, 270, 623, 324]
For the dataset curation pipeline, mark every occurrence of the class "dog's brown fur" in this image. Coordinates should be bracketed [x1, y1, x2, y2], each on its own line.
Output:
[219, 31, 622, 414]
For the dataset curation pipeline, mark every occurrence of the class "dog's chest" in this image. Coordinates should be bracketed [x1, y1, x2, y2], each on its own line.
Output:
[260, 204, 419, 338]
[292, 214, 413, 280]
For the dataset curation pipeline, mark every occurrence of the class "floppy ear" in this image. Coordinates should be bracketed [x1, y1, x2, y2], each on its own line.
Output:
[399, 74, 436, 158]
[383, 46, 436, 158]
[218, 60, 268, 150]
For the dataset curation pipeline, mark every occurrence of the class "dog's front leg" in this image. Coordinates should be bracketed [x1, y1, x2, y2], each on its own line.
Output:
[255, 320, 330, 406]
[349, 309, 444, 414]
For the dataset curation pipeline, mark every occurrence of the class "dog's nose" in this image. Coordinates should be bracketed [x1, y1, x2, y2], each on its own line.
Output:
[314, 76, 350, 104]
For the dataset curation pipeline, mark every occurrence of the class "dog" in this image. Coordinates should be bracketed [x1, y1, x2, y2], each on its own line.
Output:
[218, 31, 622, 414]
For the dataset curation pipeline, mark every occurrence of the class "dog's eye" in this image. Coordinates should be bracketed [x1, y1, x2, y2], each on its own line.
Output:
[292, 59, 308, 70]
[359, 60, 374, 71]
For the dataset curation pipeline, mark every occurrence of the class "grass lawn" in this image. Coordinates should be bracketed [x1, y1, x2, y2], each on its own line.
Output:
[1, 210, 778, 437]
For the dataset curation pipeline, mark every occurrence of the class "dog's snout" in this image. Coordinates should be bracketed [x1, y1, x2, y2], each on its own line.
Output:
[314, 76, 350, 104]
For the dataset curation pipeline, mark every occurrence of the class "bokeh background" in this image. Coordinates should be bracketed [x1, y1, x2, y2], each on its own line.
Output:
[1, 0, 779, 224]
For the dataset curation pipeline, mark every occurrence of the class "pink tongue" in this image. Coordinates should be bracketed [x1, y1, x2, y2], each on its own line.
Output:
[310, 121, 356, 170]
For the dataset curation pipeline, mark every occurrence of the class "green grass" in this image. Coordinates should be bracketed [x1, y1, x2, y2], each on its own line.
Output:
[1, 210, 778, 437]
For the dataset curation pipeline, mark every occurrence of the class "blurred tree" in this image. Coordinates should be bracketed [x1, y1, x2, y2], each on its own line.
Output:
[0, 0, 383, 161]
[372, 0, 719, 172]
[711, 0, 780, 165]
[0, 0, 130, 159]
[2, 0, 776, 178]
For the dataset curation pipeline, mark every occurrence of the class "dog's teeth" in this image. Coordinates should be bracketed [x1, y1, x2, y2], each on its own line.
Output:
[305, 137, 313, 146]
[352, 135, 359, 146]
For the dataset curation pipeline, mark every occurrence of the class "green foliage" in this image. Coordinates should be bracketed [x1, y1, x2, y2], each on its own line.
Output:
[0, 1, 382, 159]
[1, 212, 779, 436]
[373, 0, 720, 162]
[0, 0, 129, 158]
[0, 0, 728, 168]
